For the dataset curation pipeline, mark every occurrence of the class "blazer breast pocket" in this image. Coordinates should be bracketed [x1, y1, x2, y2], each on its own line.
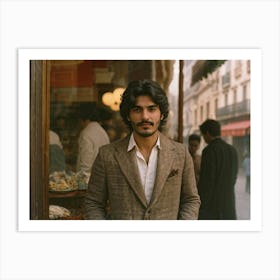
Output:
[167, 168, 179, 179]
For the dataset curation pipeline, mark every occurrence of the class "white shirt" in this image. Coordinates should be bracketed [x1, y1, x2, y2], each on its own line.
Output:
[128, 134, 161, 204]
[76, 122, 110, 173]
[49, 130, 63, 149]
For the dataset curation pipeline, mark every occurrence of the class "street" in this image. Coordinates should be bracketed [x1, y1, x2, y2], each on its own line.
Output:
[235, 169, 250, 220]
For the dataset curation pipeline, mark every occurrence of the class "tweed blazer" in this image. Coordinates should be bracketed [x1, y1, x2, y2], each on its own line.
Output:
[84, 133, 200, 220]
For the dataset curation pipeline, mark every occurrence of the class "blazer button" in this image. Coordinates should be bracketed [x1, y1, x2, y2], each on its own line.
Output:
[144, 210, 151, 220]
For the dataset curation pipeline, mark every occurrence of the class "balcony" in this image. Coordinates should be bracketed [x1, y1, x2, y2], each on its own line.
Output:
[216, 99, 250, 119]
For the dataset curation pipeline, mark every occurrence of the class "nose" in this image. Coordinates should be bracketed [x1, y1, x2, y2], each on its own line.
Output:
[141, 109, 149, 120]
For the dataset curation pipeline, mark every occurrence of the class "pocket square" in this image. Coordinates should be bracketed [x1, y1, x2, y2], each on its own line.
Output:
[168, 169, 179, 178]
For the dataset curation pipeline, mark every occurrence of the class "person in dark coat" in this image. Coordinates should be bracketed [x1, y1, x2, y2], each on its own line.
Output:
[198, 119, 238, 220]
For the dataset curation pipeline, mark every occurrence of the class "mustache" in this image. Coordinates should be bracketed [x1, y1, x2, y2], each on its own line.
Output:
[136, 121, 154, 126]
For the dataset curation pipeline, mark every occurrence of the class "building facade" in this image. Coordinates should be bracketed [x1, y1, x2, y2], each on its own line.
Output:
[183, 60, 251, 162]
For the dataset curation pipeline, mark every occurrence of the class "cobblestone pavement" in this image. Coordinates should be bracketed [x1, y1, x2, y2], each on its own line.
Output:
[235, 169, 250, 220]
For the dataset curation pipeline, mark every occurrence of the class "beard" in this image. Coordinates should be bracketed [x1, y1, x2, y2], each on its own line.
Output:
[135, 129, 157, 138]
[131, 120, 160, 138]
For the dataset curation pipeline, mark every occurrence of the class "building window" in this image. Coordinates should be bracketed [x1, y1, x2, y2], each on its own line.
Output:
[226, 60, 231, 72]
[233, 88, 237, 103]
[194, 109, 197, 126]
[234, 61, 242, 78]
[243, 84, 247, 100]
[225, 92, 228, 106]
[206, 101, 210, 118]
[247, 60, 250, 73]
[222, 72, 230, 87]
[215, 98, 218, 117]
[222, 61, 231, 88]
[200, 105, 203, 122]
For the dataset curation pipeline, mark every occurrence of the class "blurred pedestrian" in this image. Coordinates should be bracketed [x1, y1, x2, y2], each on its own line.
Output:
[76, 103, 110, 173]
[242, 151, 250, 193]
[198, 119, 238, 220]
[188, 134, 201, 186]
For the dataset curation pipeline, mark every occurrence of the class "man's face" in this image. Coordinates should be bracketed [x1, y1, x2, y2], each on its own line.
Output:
[188, 140, 200, 156]
[128, 95, 162, 138]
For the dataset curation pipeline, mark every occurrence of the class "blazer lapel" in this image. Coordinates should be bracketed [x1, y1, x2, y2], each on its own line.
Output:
[150, 134, 175, 205]
[114, 138, 148, 208]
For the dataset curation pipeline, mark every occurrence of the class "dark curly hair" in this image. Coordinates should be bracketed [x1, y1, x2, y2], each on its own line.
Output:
[120, 79, 169, 131]
[199, 119, 221, 137]
[188, 133, 201, 143]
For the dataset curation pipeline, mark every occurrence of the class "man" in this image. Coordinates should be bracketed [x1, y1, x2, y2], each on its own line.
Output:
[76, 103, 110, 173]
[188, 134, 202, 186]
[198, 119, 238, 220]
[85, 79, 200, 220]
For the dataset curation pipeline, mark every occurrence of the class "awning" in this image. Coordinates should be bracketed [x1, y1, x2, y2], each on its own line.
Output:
[221, 120, 250, 137]
[191, 60, 226, 86]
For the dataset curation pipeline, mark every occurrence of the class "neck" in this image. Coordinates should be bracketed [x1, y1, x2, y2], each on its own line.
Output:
[133, 131, 159, 164]
[82, 120, 91, 128]
[208, 136, 220, 143]
[133, 131, 159, 152]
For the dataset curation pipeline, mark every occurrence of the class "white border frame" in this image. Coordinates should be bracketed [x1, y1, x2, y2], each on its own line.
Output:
[18, 48, 262, 232]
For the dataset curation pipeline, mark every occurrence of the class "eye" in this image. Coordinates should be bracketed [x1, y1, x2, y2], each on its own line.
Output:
[131, 107, 141, 113]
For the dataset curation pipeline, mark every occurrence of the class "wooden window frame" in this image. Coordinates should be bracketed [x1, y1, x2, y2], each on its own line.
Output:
[30, 60, 50, 219]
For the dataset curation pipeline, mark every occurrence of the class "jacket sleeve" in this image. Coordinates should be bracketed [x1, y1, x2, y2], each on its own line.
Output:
[178, 146, 201, 220]
[84, 149, 108, 219]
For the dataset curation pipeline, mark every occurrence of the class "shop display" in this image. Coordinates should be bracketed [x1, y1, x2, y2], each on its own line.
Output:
[49, 171, 78, 192]
[49, 170, 90, 192]
[49, 205, 71, 219]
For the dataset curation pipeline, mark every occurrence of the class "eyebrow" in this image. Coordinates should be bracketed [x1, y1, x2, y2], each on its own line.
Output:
[132, 104, 159, 109]
[148, 105, 159, 109]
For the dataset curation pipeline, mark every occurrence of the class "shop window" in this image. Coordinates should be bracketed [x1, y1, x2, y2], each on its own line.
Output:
[30, 59, 182, 220]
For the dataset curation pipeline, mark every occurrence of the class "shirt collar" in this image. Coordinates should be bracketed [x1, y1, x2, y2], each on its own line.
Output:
[127, 133, 161, 152]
